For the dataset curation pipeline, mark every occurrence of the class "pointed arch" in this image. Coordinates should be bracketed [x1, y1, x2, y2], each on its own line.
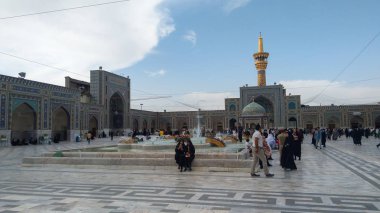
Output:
[288, 102, 296, 110]
[288, 117, 297, 128]
[110, 92, 125, 130]
[350, 116, 364, 128]
[229, 118, 237, 130]
[229, 104, 236, 111]
[151, 119, 156, 133]
[89, 116, 98, 136]
[326, 116, 340, 129]
[11, 102, 37, 141]
[143, 119, 148, 129]
[166, 122, 171, 132]
[375, 115, 380, 128]
[254, 96, 273, 113]
[216, 122, 223, 133]
[52, 106, 70, 141]
[133, 119, 139, 131]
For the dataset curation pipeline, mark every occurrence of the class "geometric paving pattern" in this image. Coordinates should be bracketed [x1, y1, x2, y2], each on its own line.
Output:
[0, 137, 379, 212]
[324, 146, 380, 191]
[0, 181, 379, 212]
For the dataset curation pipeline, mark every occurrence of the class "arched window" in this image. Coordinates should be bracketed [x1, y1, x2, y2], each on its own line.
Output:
[288, 102, 296, 110]
[229, 104, 236, 111]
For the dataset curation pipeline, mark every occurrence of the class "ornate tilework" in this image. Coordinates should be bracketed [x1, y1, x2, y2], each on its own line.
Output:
[75, 105, 79, 129]
[11, 98, 38, 112]
[44, 99, 48, 129]
[0, 94, 6, 128]
[52, 92, 73, 99]
[12, 85, 40, 94]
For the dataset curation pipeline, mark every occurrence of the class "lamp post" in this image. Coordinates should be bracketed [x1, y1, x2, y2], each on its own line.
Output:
[140, 104, 143, 111]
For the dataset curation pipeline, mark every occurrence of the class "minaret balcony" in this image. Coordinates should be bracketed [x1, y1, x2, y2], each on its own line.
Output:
[253, 52, 269, 59]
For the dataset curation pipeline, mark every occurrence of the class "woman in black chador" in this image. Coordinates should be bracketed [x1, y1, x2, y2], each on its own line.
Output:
[292, 129, 302, 161]
[281, 130, 297, 170]
[175, 139, 186, 172]
[184, 138, 195, 171]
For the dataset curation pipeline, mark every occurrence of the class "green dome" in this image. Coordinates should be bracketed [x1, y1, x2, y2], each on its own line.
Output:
[241, 102, 266, 117]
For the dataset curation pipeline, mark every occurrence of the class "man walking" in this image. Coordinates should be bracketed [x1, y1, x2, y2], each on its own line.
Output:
[250, 124, 274, 177]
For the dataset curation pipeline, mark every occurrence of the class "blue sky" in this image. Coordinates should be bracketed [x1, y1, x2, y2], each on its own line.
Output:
[0, 0, 379, 111]
[120, 0, 380, 111]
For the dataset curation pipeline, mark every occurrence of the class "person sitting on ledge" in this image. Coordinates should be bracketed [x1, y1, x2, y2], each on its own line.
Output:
[184, 138, 195, 171]
[175, 138, 186, 172]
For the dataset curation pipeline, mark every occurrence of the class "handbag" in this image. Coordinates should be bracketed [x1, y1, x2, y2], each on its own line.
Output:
[185, 146, 191, 158]
[185, 152, 190, 158]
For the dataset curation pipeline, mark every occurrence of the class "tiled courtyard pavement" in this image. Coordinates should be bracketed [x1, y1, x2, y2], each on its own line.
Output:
[0, 136, 379, 212]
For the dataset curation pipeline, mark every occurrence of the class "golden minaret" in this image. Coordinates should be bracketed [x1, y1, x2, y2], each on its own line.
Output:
[253, 33, 269, 86]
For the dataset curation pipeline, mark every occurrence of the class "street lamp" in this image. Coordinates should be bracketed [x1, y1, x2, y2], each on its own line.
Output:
[140, 103, 143, 111]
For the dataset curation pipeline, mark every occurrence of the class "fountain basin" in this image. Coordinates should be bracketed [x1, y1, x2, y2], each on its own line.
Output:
[118, 143, 210, 150]
[22, 151, 251, 172]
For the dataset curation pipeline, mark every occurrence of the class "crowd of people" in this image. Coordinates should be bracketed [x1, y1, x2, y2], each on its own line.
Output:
[309, 127, 380, 147]
[245, 125, 304, 177]
[172, 125, 380, 174]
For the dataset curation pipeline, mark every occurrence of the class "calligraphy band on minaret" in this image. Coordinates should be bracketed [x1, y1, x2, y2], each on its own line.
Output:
[253, 33, 269, 87]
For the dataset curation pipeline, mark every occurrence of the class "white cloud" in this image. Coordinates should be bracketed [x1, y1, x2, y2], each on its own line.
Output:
[132, 91, 237, 112]
[131, 79, 380, 111]
[144, 69, 167, 77]
[0, 0, 175, 86]
[279, 80, 380, 105]
[183, 30, 197, 46]
[223, 0, 251, 13]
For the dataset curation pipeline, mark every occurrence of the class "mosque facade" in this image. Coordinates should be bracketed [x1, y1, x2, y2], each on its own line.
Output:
[1, 36, 379, 142]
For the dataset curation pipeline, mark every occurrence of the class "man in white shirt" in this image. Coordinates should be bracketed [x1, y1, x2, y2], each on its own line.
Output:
[251, 124, 274, 177]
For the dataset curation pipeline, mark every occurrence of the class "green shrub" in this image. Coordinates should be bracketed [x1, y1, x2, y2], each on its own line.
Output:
[53, 151, 64, 157]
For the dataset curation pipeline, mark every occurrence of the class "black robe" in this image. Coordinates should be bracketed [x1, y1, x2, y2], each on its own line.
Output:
[321, 130, 326, 147]
[281, 133, 297, 170]
[185, 142, 196, 168]
[293, 132, 302, 158]
[175, 143, 186, 167]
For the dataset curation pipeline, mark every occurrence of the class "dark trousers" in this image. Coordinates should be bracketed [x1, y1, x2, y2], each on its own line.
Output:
[259, 158, 271, 169]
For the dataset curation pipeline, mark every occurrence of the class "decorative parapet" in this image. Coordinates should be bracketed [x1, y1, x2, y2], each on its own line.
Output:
[0, 74, 80, 96]
[301, 105, 380, 111]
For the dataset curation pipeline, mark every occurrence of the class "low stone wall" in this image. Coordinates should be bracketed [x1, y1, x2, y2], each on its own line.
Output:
[117, 143, 210, 150]
[40, 152, 243, 160]
[22, 151, 252, 172]
[23, 157, 251, 168]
